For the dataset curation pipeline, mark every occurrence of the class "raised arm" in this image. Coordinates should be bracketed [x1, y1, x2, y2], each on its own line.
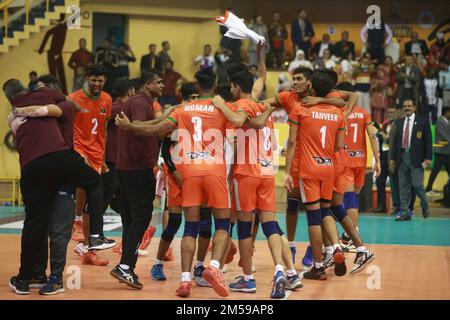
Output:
[211, 95, 248, 128]
[247, 103, 276, 129]
[251, 42, 267, 101]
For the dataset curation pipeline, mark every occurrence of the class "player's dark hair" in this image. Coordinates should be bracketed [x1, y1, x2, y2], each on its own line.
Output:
[29, 71, 38, 77]
[38, 74, 61, 90]
[334, 82, 355, 92]
[310, 73, 334, 97]
[442, 107, 450, 116]
[230, 71, 254, 94]
[215, 82, 233, 102]
[2, 79, 26, 101]
[140, 69, 162, 88]
[227, 62, 248, 79]
[315, 68, 338, 86]
[114, 79, 132, 97]
[293, 67, 313, 80]
[181, 82, 199, 101]
[195, 67, 216, 91]
[87, 64, 106, 77]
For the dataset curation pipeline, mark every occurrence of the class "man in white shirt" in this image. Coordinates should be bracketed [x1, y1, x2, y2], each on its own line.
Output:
[194, 44, 216, 71]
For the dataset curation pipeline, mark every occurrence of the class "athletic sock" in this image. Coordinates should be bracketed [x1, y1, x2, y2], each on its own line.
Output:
[289, 242, 295, 248]
[209, 260, 220, 269]
[243, 274, 254, 281]
[287, 269, 297, 277]
[274, 264, 284, 276]
[314, 262, 324, 268]
[325, 246, 333, 255]
[195, 261, 204, 269]
[75, 215, 82, 222]
[356, 246, 367, 253]
[181, 272, 191, 282]
[333, 244, 341, 251]
[155, 259, 163, 266]
[90, 234, 99, 238]
[119, 264, 130, 270]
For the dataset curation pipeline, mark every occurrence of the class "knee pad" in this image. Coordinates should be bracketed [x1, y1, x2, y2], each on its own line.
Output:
[306, 209, 322, 226]
[161, 213, 182, 242]
[183, 221, 200, 239]
[199, 209, 212, 238]
[214, 218, 230, 233]
[237, 220, 252, 240]
[261, 221, 280, 238]
[321, 207, 332, 219]
[287, 197, 300, 214]
[276, 221, 284, 236]
[330, 205, 347, 222]
[229, 222, 235, 237]
[344, 192, 358, 210]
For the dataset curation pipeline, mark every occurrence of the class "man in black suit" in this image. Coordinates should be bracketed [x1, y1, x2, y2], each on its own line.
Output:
[404, 31, 429, 58]
[291, 9, 315, 59]
[389, 99, 433, 221]
[140, 44, 162, 73]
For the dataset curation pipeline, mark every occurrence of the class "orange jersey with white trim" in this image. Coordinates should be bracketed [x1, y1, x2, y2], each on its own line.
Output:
[70, 88, 112, 173]
[289, 104, 344, 181]
[326, 90, 350, 165]
[275, 90, 301, 115]
[166, 99, 228, 180]
[232, 98, 275, 178]
[345, 106, 372, 167]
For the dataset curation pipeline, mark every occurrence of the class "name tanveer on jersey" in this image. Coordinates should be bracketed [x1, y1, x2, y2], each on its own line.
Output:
[70, 87, 112, 173]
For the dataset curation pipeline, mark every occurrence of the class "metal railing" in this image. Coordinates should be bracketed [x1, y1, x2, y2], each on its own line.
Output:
[1, 0, 50, 38]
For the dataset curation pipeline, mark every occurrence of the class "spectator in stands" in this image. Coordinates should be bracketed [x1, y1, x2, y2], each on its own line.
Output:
[312, 48, 335, 70]
[438, 60, 450, 90]
[354, 54, 374, 112]
[370, 64, 391, 124]
[383, 55, 398, 109]
[215, 47, 232, 84]
[248, 15, 269, 66]
[249, 64, 266, 100]
[160, 60, 183, 106]
[158, 41, 171, 67]
[288, 49, 313, 74]
[430, 32, 450, 62]
[194, 44, 216, 71]
[421, 68, 439, 124]
[360, 19, 393, 64]
[405, 31, 429, 60]
[116, 43, 136, 80]
[28, 71, 39, 92]
[95, 37, 118, 93]
[68, 38, 93, 92]
[338, 51, 354, 83]
[396, 54, 420, 109]
[426, 107, 450, 194]
[140, 44, 162, 73]
[312, 33, 335, 59]
[291, 9, 315, 59]
[385, 37, 400, 64]
[423, 54, 440, 77]
[268, 12, 288, 69]
[334, 31, 355, 60]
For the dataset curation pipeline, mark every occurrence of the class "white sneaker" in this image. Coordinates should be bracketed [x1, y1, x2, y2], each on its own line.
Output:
[73, 243, 87, 257]
[426, 190, 441, 197]
[138, 249, 148, 257]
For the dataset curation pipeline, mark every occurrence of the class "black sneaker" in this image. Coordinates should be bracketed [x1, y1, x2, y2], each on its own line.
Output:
[422, 209, 430, 219]
[110, 265, 143, 289]
[9, 276, 30, 295]
[333, 247, 347, 277]
[340, 232, 351, 245]
[88, 235, 116, 251]
[350, 250, 375, 274]
[29, 275, 47, 288]
[39, 275, 65, 295]
[303, 266, 327, 280]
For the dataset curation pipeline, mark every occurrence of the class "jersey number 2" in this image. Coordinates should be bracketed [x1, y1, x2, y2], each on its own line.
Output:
[91, 118, 98, 135]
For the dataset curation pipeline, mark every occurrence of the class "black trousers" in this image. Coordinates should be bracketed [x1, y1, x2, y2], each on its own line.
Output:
[426, 153, 450, 192]
[34, 186, 75, 278]
[376, 151, 389, 209]
[118, 169, 156, 268]
[103, 162, 120, 213]
[19, 149, 103, 280]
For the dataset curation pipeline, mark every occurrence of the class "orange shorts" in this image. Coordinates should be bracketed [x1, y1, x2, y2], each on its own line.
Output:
[344, 167, 366, 187]
[299, 178, 333, 204]
[334, 164, 349, 194]
[233, 175, 276, 212]
[165, 171, 182, 208]
[181, 175, 230, 209]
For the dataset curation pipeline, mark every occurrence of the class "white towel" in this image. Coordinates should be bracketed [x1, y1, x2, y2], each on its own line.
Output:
[215, 11, 265, 45]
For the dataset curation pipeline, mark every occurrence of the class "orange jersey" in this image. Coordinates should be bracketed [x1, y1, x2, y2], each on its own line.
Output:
[153, 100, 162, 114]
[70, 88, 112, 173]
[166, 99, 228, 180]
[326, 90, 350, 166]
[287, 102, 304, 180]
[289, 104, 344, 181]
[232, 98, 275, 178]
[275, 90, 301, 114]
[344, 106, 372, 168]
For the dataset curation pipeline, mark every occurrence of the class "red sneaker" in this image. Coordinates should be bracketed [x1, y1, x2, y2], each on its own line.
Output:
[71, 221, 85, 242]
[202, 266, 229, 297]
[176, 281, 192, 297]
[163, 246, 174, 261]
[225, 241, 237, 264]
[81, 252, 109, 266]
[140, 226, 156, 250]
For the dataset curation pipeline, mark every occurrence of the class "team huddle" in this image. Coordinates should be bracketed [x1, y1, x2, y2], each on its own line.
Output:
[4, 42, 379, 299]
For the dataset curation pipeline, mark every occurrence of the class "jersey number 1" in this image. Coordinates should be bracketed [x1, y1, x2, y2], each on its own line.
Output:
[320, 125, 327, 149]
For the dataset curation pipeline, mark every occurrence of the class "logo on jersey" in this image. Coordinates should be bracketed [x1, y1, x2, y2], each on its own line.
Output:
[100, 107, 107, 115]
[348, 150, 364, 158]
[313, 156, 333, 166]
[186, 151, 211, 160]
[80, 108, 90, 113]
[258, 158, 272, 168]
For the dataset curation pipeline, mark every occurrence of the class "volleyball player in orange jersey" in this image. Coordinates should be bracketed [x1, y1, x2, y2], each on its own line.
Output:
[285, 73, 345, 280]
[69, 64, 115, 266]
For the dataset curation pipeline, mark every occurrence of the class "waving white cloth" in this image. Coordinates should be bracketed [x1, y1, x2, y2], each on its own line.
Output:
[215, 11, 265, 45]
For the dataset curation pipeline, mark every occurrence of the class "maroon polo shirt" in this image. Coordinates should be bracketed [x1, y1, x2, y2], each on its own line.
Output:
[116, 91, 159, 170]
[57, 101, 77, 147]
[12, 88, 69, 170]
[105, 98, 125, 163]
